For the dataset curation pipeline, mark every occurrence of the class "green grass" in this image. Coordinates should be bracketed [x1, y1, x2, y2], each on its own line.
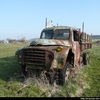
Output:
[0, 43, 28, 80]
[0, 42, 100, 97]
[81, 44, 100, 97]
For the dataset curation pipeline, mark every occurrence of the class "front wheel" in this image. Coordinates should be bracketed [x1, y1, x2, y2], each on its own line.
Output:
[20, 65, 28, 78]
[59, 62, 71, 86]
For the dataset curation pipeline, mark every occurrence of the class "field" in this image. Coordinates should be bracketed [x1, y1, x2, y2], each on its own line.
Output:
[0, 41, 100, 97]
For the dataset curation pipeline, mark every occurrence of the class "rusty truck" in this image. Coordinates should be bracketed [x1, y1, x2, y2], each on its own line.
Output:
[15, 22, 92, 86]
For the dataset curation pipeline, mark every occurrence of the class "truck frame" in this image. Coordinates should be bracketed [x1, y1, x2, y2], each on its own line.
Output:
[15, 22, 92, 86]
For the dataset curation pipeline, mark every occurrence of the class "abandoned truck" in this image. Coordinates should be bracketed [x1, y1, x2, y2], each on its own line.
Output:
[15, 25, 92, 86]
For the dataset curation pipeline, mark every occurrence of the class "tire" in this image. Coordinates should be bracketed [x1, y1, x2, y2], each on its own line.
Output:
[83, 52, 90, 65]
[59, 62, 71, 86]
[87, 52, 91, 64]
[20, 65, 28, 78]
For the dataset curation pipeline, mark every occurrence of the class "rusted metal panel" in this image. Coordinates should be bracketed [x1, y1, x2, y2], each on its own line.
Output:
[72, 41, 81, 66]
[16, 44, 71, 70]
[15, 25, 92, 86]
[30, 39, 71, 46]
[52, 47, 70, 69]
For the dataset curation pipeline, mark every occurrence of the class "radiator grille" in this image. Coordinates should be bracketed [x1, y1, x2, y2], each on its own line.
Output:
[23, 48, 45, 67]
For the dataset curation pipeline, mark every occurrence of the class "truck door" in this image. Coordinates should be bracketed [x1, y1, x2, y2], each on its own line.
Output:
[72, 30, 80, 64]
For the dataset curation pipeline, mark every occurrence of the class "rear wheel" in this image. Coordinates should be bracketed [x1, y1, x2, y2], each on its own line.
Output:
[59, 62, 71, 86]
[83, 52, 90, 65]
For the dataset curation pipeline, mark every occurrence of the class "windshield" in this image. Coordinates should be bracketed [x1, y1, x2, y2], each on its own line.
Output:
[41, 30, 53, 39]
[54, 29, 69, 39]
[40, 29, 69, 40]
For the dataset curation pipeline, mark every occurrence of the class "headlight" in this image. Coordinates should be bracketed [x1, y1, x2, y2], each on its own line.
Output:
[16, 50, 23, 58]
[48, 54, 53, 60]
[15, 48, 23, 56]
[56, 46, 62, 52]
[18, 55, 22, 58]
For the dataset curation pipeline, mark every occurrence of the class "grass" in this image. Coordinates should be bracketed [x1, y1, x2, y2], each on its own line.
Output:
[0, 41, 100, 97]
[81, 43, 100, 97]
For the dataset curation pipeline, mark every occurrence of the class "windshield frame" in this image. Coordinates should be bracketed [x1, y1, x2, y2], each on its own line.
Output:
[40, 29, 54, 39]
[54, 29, 70, 40]
[40, 28, 70, 40]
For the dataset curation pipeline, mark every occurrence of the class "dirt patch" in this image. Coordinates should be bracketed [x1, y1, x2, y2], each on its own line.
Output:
[67, 68, 90, 97]
[19, 66, 90, 97]
[22, 77, 61, 97]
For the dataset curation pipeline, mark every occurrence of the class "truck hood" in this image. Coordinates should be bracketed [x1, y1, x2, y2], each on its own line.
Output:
[30, 39, 71, 46]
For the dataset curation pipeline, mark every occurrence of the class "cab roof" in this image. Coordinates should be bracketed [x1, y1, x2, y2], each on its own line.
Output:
[42, 26, 80, 31]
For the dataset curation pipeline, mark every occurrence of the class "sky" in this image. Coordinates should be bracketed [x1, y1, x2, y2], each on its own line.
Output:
[0, 0, 100, 40]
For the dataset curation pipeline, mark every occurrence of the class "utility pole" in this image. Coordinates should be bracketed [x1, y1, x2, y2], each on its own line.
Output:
[82, 22, 84, 32]
[45, 18, 47, 28]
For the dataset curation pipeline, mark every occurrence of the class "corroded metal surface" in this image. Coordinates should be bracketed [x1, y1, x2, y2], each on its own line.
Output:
[15, 25, 92, 85]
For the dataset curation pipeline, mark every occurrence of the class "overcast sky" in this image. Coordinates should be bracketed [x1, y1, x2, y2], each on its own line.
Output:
[0, 0, 100, 40]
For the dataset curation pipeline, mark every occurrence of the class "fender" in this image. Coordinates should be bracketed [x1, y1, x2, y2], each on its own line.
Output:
[52, 46, 71, 69]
